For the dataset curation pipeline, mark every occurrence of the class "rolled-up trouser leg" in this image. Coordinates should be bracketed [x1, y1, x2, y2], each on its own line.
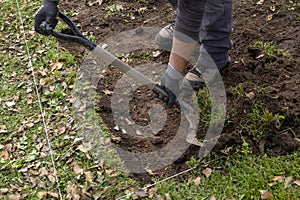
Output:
[199, 0, 233, 69]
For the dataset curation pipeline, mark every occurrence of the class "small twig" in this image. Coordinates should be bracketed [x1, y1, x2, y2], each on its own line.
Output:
[115, 167, 195, 200]
[115, 156, 226, 200]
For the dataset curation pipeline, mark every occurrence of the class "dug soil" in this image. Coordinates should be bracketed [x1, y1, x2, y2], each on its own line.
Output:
[60, 0, 300, 181]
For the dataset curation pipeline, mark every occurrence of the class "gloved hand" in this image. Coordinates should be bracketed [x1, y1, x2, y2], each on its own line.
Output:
[34, 0, 59, 35]
[159, 64, 182, 108]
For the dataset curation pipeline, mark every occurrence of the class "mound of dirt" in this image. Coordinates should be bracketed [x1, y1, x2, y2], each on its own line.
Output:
[59, 0, 300, 177]
[221, 0, 300, 155]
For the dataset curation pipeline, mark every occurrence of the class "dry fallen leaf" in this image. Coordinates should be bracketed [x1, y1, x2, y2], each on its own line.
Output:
[84, 171, 94, 184]
[47, 190, 59, 199]
[268, 182, 277, 187]
[257, 0, 264, 4]
[49, 85, 55, 92]
[246, 91, 255, 99]
[266, 14, 273, 22]
[156, 194, 164, 200]
[66, 184, 76, 199]
[26, 123, 34, 128]
[210, 195, 217, 200]
[101, 187, 111, 198]
[48, 174, 56, 183]
[114, 125, 120, 131]
[294, 180, 300, 186]
[0, 188, 9, 195]
[0, 125, 8, 134]
[37, 180, 46, 189]
[202, 168, 212, 178]
[39, 78, 50, 86]
[131, 193, 140, 200]
[103, 89, 113, 95]
[270, 5, 276, 11]
[13, 95, 19, 102]
[73, 161, 84, 178]
[35, 143, 43, 151]
[73, 137, 84, 144]
[56, 127, 66, 135]
[260, 190, 274, 199]
[193, 177, 201, 186]
[256, 54, 265, 59]
[145, 168, 156, 176]
[97, 0, 104, 6]
[284, 176, 293, 188]
[88, 0, 103, 6]
[135, 190, 148, 198]
[272, 176, 283, 182]
[1, 150, 9, 160]
[50, 61, 63, 72]
[8, 193, 21, 200]
[152, 50, 162, 58]
[111, 135, 122, 143]
[39, 167, 48, 177]
[5, 101, 15, 108]
[77, 144, 92, 154]
[269, 176, 284, 186]
[148, 188, 157, 198]
[165, 193, 172, 200]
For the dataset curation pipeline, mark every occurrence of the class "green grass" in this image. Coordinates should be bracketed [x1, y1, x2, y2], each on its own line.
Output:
[0, 0, 299, 199]
[153, 153, 300, 200]
[196, 88, 212, 127]
[253, 41, 291, 58]
[241, 103, 285, 141]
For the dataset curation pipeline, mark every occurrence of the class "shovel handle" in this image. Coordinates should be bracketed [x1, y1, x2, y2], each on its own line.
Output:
[49, 11, 166, 96]
[49, 11, 195, 113]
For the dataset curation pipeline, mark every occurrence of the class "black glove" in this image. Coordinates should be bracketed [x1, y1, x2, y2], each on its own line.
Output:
[34, 0, 59, 35]
[159, 64, 181, 108]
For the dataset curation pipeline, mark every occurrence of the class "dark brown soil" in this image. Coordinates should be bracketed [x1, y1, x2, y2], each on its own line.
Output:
[59, 0, 300, 180]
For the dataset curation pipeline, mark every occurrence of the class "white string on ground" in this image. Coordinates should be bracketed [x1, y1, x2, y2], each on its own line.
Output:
[116, 167, 196, 200]
[15, 1, 63, 199]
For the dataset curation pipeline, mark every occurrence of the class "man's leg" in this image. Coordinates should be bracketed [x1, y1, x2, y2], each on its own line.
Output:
[158, 0, 205, 107]
[200, 0, 233, 69]
[169, 0, 205, 72]
[183, 0, 233, 91]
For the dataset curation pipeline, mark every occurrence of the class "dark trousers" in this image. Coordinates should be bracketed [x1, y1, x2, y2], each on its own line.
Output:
[174, 0, 233, 69]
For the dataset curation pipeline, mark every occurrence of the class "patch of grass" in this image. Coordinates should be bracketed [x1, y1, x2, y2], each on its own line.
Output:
[231, 84, 244, 98]
[196, 88, 212, 128]
[241, 138, 253, 154]
[153, 153, 300, 199]
[103, 3, 133, 22]
[241, 103, 285, 141]
[253, 41, 291, 58]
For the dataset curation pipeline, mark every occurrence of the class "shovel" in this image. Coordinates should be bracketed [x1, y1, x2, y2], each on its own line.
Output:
[45, 11, 202, 146]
